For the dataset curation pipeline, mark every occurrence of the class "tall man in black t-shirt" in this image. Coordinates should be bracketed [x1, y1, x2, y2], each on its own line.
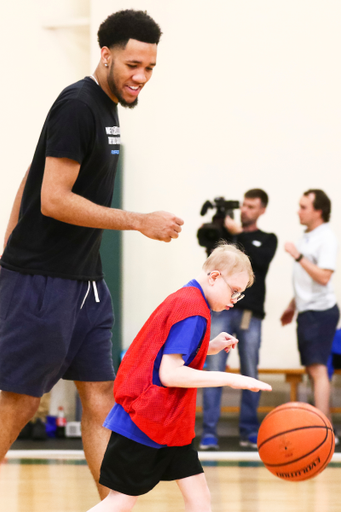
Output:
[200, 189, 277, 449]
[0, 10, 183, 498]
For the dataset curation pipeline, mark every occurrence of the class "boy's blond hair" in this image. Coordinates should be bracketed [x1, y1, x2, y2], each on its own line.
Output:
[202, 241, 254, 287]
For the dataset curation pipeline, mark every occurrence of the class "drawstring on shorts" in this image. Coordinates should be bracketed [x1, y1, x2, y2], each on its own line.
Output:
[80, 281, 100, 309]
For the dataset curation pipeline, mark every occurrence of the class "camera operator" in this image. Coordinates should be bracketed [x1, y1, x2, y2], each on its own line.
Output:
[200, 189, 277, 449]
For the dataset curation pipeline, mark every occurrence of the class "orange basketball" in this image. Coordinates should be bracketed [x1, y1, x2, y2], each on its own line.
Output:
[257, 402, 335, 481]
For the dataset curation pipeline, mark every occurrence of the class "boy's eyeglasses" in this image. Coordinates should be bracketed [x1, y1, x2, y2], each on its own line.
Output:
[207, 271, 245, 302]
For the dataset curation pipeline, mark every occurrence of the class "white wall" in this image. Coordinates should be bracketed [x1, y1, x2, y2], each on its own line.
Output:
[91, 1, 341, 368]
[0, 0, 90, 216]
[1, 1, 341, 381]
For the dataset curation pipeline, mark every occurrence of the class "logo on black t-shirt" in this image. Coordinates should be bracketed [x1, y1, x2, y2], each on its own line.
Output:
[105, 126, 120, 135]
[106, 126, 120, 146]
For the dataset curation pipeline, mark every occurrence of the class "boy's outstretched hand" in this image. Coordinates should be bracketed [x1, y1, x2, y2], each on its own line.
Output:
[207, 332, 239, 355]
[226, 373, 272, 392]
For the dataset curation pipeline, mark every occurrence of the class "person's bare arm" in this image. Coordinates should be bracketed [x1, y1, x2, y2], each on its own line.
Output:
[3, 167, 30, 250]
[285, 242, 333, 286]
[207, 332, 238, 355]
[41, 157, 184, 242]
[159, 353, 272, 391]
[224, 216, 243, 234]
[280, 298, 296, 326]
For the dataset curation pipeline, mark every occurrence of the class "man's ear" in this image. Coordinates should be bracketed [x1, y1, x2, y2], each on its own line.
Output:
[100, 46, 111, 67]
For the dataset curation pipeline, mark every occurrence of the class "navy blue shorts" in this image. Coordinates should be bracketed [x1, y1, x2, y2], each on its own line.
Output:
[99, 432, 204, 496]
[297, 304, 340, 366]
[0, 267, 115, 397]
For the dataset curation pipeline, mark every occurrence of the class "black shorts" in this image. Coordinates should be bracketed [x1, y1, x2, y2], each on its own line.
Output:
[99, 432, 204, 496]
[0, 268, 115, 397]
[297, 304, 340, 366]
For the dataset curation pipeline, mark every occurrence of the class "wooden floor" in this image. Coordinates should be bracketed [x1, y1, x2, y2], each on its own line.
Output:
[1, 457, 341, 512]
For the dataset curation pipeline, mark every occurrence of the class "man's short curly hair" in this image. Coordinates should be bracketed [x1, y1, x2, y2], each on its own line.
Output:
[97, 9, 162, 49]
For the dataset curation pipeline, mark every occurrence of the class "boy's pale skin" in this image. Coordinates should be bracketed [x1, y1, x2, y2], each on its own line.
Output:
[88, 268, 272, 512]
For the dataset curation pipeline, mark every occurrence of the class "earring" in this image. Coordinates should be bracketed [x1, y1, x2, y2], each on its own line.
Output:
[104, 63, 108, 67]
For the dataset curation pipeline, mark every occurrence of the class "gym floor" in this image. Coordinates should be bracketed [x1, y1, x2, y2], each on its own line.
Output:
[2, 416, 341, 512]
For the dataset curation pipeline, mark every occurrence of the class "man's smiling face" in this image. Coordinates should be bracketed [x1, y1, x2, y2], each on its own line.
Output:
[107, 39, 157, 108]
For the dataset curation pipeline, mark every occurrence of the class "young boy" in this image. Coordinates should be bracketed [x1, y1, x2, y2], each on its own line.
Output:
[87, 243, 272, 512]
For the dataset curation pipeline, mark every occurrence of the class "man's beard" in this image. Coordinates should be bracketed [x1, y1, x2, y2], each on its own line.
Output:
[108, 62, 138, 109]
[241, 217, 253, 228]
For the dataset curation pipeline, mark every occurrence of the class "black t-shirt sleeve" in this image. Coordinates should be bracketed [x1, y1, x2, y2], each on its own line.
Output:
[46, 99, 95, 164]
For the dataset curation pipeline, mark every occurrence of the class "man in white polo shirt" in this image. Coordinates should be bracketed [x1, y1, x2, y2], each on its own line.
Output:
[281, 189, 339, 437]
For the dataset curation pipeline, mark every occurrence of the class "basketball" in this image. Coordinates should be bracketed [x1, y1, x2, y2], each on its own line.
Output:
[257, 402, 335, 481]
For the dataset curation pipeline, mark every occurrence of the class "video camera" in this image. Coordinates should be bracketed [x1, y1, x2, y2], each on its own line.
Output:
[197, 197, 239, 255]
